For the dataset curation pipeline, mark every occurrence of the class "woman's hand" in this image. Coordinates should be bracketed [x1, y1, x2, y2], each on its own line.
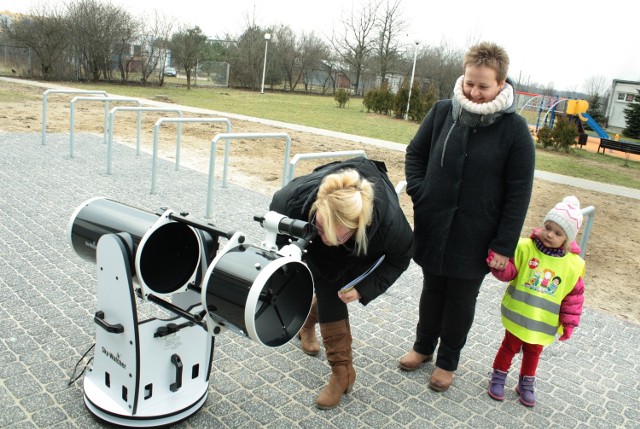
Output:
[338, 288, 361, 304]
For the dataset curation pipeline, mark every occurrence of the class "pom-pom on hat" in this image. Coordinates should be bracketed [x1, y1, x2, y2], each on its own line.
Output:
[543, 196, 583, 242]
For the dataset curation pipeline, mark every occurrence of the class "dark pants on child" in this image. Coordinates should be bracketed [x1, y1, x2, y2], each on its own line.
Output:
[411, 270, 483, 371]
[493, 329, 543, 376]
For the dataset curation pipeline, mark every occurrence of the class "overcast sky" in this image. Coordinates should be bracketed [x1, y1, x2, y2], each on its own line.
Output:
[3, 0, 639, 92]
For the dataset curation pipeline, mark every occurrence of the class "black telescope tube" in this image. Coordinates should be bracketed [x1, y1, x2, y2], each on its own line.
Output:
[68, 198, 202, 295]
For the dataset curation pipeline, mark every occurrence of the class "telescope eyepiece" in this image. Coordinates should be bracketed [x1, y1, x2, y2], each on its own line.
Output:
[277, 217, 312, 239]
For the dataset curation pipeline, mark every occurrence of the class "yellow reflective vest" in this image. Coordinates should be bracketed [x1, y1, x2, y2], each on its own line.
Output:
[501, 238, 585, 346]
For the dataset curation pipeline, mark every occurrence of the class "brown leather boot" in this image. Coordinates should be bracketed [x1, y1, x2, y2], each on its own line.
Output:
[298, 296, 320, 356]
[429, 367, 455, 392]
[398, 350, 433, 371]
[315, 319, 356, 410]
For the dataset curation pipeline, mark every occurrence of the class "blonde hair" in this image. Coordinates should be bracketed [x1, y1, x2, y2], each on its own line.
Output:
[464, 42, 509, 83]
[310, 169, 374, 255]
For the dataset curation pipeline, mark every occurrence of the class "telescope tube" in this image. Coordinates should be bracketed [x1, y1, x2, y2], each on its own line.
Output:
[68, 197, 202, 295]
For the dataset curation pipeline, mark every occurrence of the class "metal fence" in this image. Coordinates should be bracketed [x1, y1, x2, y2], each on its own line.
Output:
[0, 44, 33, 77]
[0, 44, 231, 87]
[194, 61, 230, 87]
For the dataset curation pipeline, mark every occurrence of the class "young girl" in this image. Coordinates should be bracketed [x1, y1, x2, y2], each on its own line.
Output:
[486, 196, 586, 407]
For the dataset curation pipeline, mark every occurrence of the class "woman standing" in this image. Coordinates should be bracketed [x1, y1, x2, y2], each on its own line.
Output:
[270, 157, 413, 409]
[399, 42, 535, 392]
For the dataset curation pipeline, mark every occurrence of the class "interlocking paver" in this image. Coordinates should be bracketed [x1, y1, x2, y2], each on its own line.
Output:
[1, 132, 639, 428]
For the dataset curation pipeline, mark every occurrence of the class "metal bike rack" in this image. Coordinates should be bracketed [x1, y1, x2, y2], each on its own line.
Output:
[107, 107, 185, 174]
[42, 89, 108, 145]
[150, 117, 232, 195]
[285, 150, 367, 185]
[69, 96, 141, 158]
[394, 180, 407, 197]
[205, 132, 292, 219]
[579, 206, 595, 258]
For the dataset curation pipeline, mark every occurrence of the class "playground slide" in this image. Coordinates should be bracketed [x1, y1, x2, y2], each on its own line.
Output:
[580, 113, 609, 139]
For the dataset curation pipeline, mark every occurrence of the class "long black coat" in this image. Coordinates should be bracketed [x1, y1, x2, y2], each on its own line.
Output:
[405, 99, 535, 279]
[269, 157, 414, 305]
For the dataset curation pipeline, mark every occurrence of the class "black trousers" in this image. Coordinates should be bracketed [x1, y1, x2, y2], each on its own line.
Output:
[412, 269, 483, 371]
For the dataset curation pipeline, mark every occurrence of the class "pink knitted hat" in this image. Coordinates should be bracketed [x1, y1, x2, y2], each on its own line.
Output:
[543, 196, 583, 242]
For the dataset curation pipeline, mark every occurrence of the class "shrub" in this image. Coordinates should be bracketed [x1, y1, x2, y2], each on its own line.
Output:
[536, 116, 579, 152]
[363, 90, 374, 112]
[363, 85, 393, 115]
[392, 80, 435, 122]
[551, 115, 579, 152]
[392, 85, 409, 119]
[413, 81, 437, 122]
[335, 89, 350, 108]
[622, 90, 640, 139]
[536, 126, 554, 149]
[406, 81, 423, 121]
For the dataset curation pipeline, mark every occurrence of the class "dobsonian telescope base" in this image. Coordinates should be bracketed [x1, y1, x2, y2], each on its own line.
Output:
[83, 233, 213, 427]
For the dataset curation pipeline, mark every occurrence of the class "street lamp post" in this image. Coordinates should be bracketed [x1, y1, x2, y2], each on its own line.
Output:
[405, 40, 420, 120]
[260, 33, 271, 94]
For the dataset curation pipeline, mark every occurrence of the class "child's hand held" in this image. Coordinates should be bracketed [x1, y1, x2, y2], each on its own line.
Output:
[559, 326, 573, 341]
[486, 250, 495, 265]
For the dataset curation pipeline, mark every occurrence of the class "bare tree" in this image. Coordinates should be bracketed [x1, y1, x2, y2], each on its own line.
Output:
[417, 42, 463, 99]
[373, 0, 405, 84]
[583, 75, 607, 98]
[113, 13, 140, 83]
[273, 26, 297, 91]
[67, 0, 137, 82]
[1, 3, 70, 80]
[298, 32, 330, 92]
[138, 11, 173, 86]
[273, 26, 328, 92]
[227, 24, 267, 90]
[559, 83, 580, 99]
[331, 0, 381, 95]
[170, 26, 208, 89]
[315, 53, 342, 95]
[217, 9, 269, 90]
[67, 0, 106, 82]
[582, 74, 608, 124]
[540, 82, 556, 97]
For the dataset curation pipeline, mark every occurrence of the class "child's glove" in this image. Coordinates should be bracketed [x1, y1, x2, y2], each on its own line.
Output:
[559, 326, 573, 341]
[486, 250, 517, 282]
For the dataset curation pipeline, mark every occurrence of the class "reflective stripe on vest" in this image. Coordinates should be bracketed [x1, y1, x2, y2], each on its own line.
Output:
[506, 284, 560, 314]
[502, 285, 559, 337]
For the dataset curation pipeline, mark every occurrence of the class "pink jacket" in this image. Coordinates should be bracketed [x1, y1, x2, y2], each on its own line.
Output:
[487, 229, 585, 330]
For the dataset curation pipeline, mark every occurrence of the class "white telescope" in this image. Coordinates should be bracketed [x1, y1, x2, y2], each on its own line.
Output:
[68, 198, 314, 427]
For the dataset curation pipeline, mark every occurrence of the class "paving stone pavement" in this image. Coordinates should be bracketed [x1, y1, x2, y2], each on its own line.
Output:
[1, 132, 639, 429]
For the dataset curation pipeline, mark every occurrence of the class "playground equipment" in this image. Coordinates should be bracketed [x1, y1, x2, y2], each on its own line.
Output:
[68, 198, 314, 427]
[579, 113, 609, 139]
[566, 99, 609, 139]
[518, 93, 609, 144]
[517, 92, 567, 132]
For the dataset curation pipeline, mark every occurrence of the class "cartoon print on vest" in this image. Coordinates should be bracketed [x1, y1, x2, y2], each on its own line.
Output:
[526, 258, 540, 285]
[541, 269, 554, 288]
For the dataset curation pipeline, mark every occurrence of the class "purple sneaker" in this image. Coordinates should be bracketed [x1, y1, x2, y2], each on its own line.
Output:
[488, 369, 508, 401]
[516, 375, 536, 407]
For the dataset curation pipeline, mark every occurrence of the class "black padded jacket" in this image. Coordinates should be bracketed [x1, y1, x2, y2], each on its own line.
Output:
[269, 157, 414, 305]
